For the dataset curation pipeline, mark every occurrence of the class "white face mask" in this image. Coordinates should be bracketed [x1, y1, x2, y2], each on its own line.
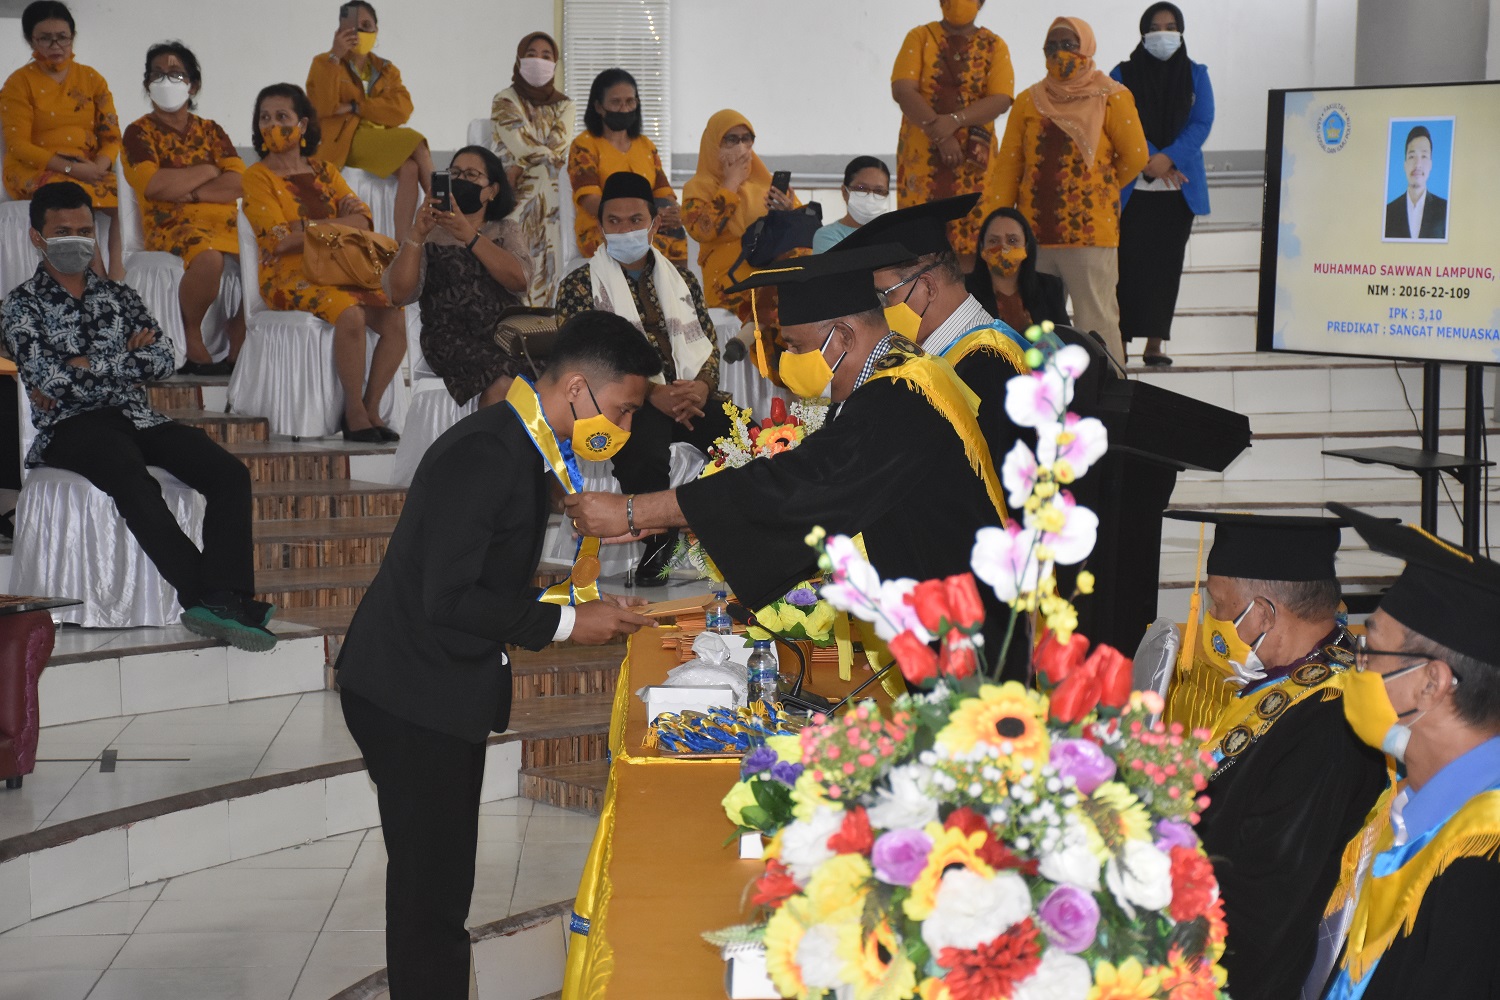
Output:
[1226, 599, 1272, 688]
[148, 78, 192, 113]
[845, 190, 889, 226]
[603, 225, 652, 264]
[40, 235, 96, 274]
[1142, 30, 1183, 61]
[518, 57, 556, 87]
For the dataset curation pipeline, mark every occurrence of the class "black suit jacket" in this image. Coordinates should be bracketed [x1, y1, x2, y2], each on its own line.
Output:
[335, 403, 562, 742]
[1384, 191, 1448, 239]
[1030, 271, 1072, 328]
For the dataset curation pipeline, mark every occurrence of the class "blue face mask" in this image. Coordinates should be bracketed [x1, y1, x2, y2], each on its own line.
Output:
[603, 226, 652, 264]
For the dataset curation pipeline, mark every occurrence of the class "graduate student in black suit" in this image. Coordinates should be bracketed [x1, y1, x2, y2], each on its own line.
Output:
[1310, 504, 1500, 1000]
[1163, 511, 1387, 1000]
[564, 245, 1027, 680]
[336, 311, 657, 1000]
[1382, 125, 1448, 240]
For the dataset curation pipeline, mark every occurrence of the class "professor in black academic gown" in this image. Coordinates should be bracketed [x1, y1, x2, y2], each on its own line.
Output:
[335, 313, 658, 1000]
[1166, 511, 1387, 1000]
[563, 245, 1028, 681]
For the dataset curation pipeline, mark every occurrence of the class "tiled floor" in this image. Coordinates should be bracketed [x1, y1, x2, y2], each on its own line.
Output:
[0, 798, 595, 1000]
[0, 691, 358, 840]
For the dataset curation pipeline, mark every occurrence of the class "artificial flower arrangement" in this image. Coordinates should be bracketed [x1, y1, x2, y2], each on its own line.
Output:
[705, 331, 1232, 1000]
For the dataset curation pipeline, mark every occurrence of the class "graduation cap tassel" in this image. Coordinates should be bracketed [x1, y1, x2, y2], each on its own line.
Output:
[1177, 522, 1206, 680]
[751, 289, 771, 381]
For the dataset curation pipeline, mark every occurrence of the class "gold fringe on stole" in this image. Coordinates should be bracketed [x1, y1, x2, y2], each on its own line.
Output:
[834, 612, 854, 682]
[1165, 654, 1239, 735]
[1325, 784, 1397, 918]
[1164, 524, 1209, 730]
[867, 356, 1008, 523]
[1343, 790, 1500, 982]
[948, 327, 1029, 374]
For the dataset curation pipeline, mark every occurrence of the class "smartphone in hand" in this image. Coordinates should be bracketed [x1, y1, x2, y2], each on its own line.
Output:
[339, 3, 358, 29]
[771, 170, 791, 194]
[431, 170, 451, 213]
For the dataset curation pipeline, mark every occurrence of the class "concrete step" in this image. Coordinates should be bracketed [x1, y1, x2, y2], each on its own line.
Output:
[1185, 226, 1261, 270]
[1175, 268, 1260, 311]
[520, 761, 607, 816]
[510, 644, 625, 701]
[252, 515, 399, 573]
[250, 478, 405, 522]
[254, 564, 377, 612]
[161, 408, 269, 445]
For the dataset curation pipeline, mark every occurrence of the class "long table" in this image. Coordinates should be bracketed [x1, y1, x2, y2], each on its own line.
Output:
[562, 627, 894, 999]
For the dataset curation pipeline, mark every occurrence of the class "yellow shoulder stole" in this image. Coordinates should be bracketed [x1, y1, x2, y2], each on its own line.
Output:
[866, 345, 1007, 523]
[948, 326, 1029, 375]
[1206, 660, 1350, 751]
[1342, 789, 1500, 982]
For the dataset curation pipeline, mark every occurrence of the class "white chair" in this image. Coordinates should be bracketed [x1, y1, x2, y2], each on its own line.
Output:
[226, 207, 407, 439]
[9, 387, 204, 627]
[709, 306, 791, 424]
[113, 158, 241, 368]
[0, 201, 39, 298]
[388, 305, 476, 486]
[342, 167, 400, 239]
[466, 117, 495, 152]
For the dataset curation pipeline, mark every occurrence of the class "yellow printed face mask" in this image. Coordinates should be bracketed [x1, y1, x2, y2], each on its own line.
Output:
[355, 30, 378, 55]
[779, 325, 846, 400]
[982, 243, 1028, 279]
[1199, 600, 1270, 687]
[570, 380, 629, 461]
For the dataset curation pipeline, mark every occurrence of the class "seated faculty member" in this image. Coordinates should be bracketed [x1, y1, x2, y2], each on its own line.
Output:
[555, 171, 727, 583]
[1310, 503, 1500, 1000]
[565, 246, 1027, 680]
[1383, 125, 1447, 241]
[336, 311, 658, 1000]
[1164, 511, 1386, 1000]
[2, 181, 272, 650]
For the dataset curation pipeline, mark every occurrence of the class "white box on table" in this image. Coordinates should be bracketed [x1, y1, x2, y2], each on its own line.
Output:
[643, 684, 737, 724]
[724, 946, 778, 999]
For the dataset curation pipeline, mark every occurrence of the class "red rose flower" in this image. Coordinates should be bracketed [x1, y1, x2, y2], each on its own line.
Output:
[943, 808, 1036, 874]
[827, 805, 874, 856]
[1168, 845, 1218, 923]
[890, 630, 939, 685]
[1048, 664, 1101, 725]
[1033, 630, 1089, 688]
[908, 579, 951, 634]
[750, 859, 799, 909]
[940, 630, 978, 680]
[942, 573, 986, 631]
[937, 918, 1042, 1000]
[1092, 644, 1135, 711]
[770, 397, 788, 424]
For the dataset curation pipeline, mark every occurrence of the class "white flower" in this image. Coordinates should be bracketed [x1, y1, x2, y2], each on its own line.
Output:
[921, 869, 1032, 954]
[1049, 344, 1091, 381]
[1005, 367, 1073, 428]
[1037, 414, 1108, 484]
[780, 806, 844, 883]
[795, 923, 846, 990]
[1038, 833, 1102, 891]
[865, 764, 941, 830]
[1105, 840, 1174, 919]
[1032, 493, 1099, 567]
[1001, 440, 1040, 509]
[820, 535, 883, 616]
[1014, 950, 1093, 1000]
[872, 578, 929, 642]
[971, 524, 1042, 603]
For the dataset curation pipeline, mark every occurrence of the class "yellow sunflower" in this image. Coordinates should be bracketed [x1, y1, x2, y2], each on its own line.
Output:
[802, 853, 870, 925]
[1089, 957, 1163, 1000]
[904, 822, 993, 921]
[936, 682, 1051, 764]
[918, 979, 952, 1000]
[841, 918, 917, 1000]
[757, 424, 804, 455]
[763, 896, 818, 1000]
[1085, 782, 1153, 851]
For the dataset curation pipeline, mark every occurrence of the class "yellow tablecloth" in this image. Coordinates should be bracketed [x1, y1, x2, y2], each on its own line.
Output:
[563, 627, 893, 999]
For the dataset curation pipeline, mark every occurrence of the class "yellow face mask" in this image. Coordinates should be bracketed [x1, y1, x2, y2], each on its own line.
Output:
[778, 326, 846, 400]
[355, 30, 378, 55]
[1198, 600, 1269, 686]
[941, 0, 981, 26]
[570, 381, 630, 461]
[881, 264, 934, 341]
[982, 243, 1028, 279]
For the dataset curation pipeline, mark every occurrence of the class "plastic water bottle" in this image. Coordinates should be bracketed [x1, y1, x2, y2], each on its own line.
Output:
[748, 640, 780, 705]
[707, 589, 733, 635]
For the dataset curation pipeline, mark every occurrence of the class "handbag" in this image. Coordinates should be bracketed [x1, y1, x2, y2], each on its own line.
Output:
[494, 306, 560, 379]
[726, 204, 824, 284]
[302, 222, 398, 291]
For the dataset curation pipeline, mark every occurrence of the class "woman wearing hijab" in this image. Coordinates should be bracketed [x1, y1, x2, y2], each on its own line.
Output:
[982, 16, 1148, 366]
[490, 32, 571, 307]
[1111, 3, 1213, 366]
[890, 0, 1013, 257]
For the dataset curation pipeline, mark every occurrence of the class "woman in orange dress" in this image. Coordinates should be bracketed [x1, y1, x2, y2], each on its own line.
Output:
[241, 84, 406, 443]
[891, 0, 1014, 257]
[0, 1, 124, 278]
[122, 41, 245, 375]
[566, 68, 685, 266]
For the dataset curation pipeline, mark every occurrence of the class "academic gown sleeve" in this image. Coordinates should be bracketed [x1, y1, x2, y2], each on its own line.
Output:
[1356, 857, 1500, 1000]
[677, 379, 943, 609]
[1197, 696, 1388, 1000]
[954, 350, 1026, 498]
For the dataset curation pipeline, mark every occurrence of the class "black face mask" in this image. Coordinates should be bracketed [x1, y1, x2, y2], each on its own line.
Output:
[602, 109, 638, 133]
[451, 178, 486, 215]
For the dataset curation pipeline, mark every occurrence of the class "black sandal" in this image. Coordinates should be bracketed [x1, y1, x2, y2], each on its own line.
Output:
[1142, 354, 1174, 367]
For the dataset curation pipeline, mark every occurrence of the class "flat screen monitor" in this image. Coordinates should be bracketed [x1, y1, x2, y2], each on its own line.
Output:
[1258, 80, 1500, 366]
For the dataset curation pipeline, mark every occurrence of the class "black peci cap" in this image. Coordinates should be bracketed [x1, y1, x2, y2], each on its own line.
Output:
[1330, 502, 1500, 664]
[724, 243, 913, 326]
[829, 193, 980, 260]
[1165, 510, 1346, 582]
[598, 171, 656, 212]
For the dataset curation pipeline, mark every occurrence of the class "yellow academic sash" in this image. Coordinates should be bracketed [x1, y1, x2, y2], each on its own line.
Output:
[944, 325, 1029, 375]
[1204, 659, 1350, 773]
[505, 377, 602, 606]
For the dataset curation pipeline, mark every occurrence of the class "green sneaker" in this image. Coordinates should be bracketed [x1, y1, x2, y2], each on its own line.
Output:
[181, 603, 279, 653]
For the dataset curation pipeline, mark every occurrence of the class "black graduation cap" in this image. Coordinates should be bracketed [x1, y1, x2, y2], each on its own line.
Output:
[829, 193, 980, 259]
[1164, 510, 1346, 582]
[598, 171, 655, 211]
[1329, 502, 1500, 664]
[724, 243, 914, 326]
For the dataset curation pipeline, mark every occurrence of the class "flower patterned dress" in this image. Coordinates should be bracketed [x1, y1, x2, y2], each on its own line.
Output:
[566, 131, 685, 265]
[0, 59, 120, 205]
[491, 87, 573, 307]
[891, 23, 1013, 254]
[241, 158, 389, 323]
[122, 114, 244, 265]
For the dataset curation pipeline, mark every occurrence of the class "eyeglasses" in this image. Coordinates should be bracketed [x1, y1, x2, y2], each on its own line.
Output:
[878, 260, 938, 299]
[33, 32, 73, 48]
[721, 133, 756, 147]
[450, 168, 489, 184]
[1043, 39, 1080, 55]
[148, 71, 189, 85]
[847, 185, 888, 196]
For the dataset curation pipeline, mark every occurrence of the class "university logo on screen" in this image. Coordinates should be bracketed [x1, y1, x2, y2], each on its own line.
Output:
[1316, 104, 1351, 153]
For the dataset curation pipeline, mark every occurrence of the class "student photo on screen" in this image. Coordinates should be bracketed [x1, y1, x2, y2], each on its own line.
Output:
[1383, 119, 1451, 242]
